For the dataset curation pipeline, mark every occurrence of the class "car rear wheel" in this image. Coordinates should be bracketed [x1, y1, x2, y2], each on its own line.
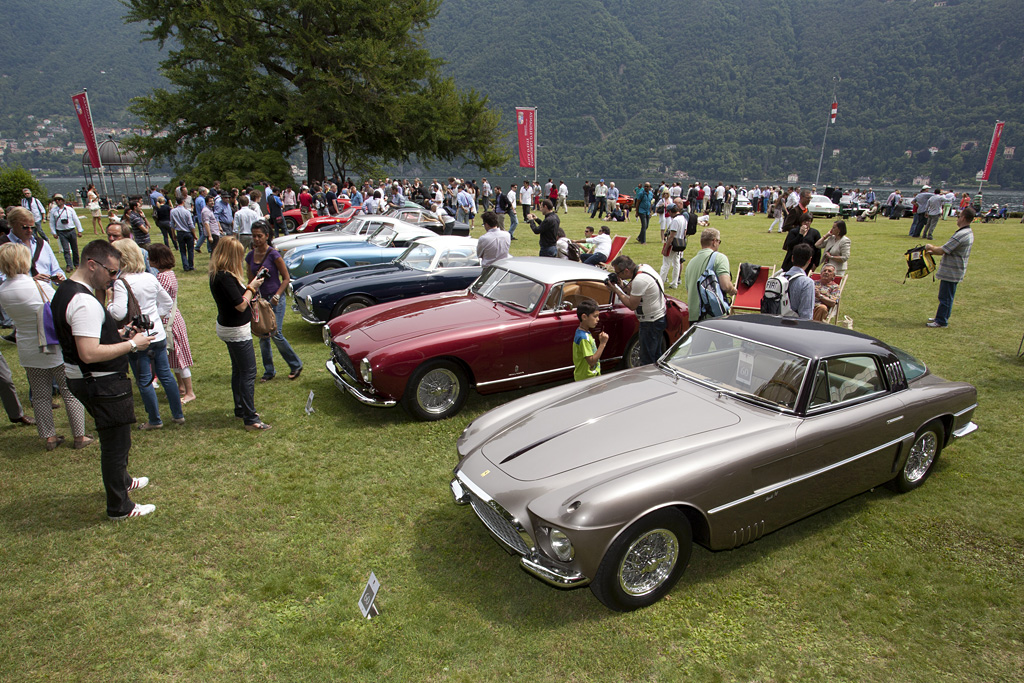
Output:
[893, 420, 944, 492]
[284, 216, 298, 233]
[313, 261, 344, 273]
[591, 509, 692, 612]
[624, 334, 642, 368]
[402, 360, 468, 421]
[332, 295, 375, 319]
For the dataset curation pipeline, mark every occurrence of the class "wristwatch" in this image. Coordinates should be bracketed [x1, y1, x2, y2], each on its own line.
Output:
[128, 338, 138, 352]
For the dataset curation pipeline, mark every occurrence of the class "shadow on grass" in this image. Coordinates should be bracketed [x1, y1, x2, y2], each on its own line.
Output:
[0, 489, 108, 535]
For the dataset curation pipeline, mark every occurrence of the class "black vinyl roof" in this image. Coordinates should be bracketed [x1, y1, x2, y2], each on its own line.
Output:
[698, 315, 897, 362]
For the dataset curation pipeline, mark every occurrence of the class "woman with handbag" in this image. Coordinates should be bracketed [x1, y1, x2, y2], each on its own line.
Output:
[107, 239, 184, 430]
[0, 243, 92, 450]
[86, 184, 103, 234]
[209, 237, 271, 431]
[149, 244, 196, 404]
[245, 221, 302, 382]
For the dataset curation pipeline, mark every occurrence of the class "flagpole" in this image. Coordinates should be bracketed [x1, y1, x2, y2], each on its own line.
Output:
[533, 107, 538, 185]
[815, 76, 840, 187]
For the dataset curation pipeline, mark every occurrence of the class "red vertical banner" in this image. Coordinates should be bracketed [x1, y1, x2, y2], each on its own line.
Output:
[981, 121, 1004, 181]
[71, 91, 101, 168]
[829, 101, 838, 124]
[516, 107, 536, 169]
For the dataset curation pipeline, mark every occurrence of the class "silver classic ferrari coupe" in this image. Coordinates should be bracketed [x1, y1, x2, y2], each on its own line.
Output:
[451, 315, 978, 611]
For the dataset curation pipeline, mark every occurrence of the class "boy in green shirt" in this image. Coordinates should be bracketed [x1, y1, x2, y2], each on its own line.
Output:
[573, 298, 609, 381]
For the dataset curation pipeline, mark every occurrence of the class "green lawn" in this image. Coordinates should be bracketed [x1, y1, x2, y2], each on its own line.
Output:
[2, 208, 1021, 682]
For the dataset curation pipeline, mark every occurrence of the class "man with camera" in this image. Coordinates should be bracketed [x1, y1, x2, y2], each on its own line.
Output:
[49, 194, 84, 271]
[606, 254, 667, 365]
[53, 240, 157, 520]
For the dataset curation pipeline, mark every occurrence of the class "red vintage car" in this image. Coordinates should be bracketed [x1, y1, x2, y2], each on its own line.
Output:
[283, 198, 354, 233]
[324, 258, 689, 420]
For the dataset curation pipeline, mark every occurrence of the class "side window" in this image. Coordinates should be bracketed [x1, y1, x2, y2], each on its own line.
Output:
[810, 356, 885, 408]
[541, 284, 563, 312]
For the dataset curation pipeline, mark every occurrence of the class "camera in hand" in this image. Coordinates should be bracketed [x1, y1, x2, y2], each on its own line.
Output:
[256, 267, 270, 280]
[130, 313, 154, 332]
[606, 272, 619, 286]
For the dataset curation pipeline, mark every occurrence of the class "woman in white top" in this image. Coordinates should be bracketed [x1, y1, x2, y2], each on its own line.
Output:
[0, 243, 91, 450]
[655, 190, 673, 242]
[107, 239, 184, 429]
[815, 220, 852, 277]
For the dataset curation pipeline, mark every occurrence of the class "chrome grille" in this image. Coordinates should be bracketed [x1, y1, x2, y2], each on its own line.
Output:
[468, 492, 531, 556]
[332, 346, 356, 378]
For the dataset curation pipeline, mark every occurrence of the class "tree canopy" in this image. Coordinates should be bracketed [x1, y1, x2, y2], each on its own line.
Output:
[122, 0, 508, 180]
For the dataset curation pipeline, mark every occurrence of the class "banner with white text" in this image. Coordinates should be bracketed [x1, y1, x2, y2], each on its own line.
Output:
[71, 92, 101, 169]
[516, 107, 536, 169]
[981, 121, 1004, 182]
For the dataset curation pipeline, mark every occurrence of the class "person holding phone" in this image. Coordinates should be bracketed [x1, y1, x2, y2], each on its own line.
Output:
[245, 221, 302, 382]
[209, 237, 271, 431]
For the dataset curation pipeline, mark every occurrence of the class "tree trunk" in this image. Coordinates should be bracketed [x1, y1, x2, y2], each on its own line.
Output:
[305, 134, 325, 182]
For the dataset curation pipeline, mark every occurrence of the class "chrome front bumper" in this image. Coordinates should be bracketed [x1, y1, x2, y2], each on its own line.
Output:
[952, 421, 978, 438]
[325, 359, 396, 408]
[450, 476, 590, 589]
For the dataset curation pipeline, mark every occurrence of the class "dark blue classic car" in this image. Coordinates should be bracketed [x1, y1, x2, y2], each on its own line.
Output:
[291, 236, 481, 323]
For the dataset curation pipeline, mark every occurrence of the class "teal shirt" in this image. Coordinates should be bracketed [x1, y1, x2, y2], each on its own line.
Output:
[573, 328, 600, 381]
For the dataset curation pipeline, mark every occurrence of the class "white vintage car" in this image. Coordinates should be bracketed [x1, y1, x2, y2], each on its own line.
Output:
[807, 194, 840, 217]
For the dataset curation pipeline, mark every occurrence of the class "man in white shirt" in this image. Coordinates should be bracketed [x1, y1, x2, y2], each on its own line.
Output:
[232, 195, 261, 249]
[480, 178, 492, 212]
[578, 225, 612, 266]
[506, 184, 519, 239]
[701, 183, 712, 213]
[557, 181, 569, 214]
[21, 188, 48, 239]
[49, 194, 84, 271]
[606, 183, 620, 214]
[592, 180, 607, 218]
[519, 182, 534, 223]
[476, 211, 511, 266]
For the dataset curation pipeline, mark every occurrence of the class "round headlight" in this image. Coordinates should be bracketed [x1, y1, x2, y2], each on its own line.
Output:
[287, 283, 294, 297]
[549, 529, 574, 562]
[305, 295, 313, 311]
[359, 358, 373, 384]
[322, 324, 331, 346]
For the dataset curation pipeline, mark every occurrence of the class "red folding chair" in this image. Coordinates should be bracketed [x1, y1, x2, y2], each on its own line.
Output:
[731, 265, 775, 313]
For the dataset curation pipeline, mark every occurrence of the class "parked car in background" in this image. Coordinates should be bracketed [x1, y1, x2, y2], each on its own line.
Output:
[807, 194, 840, 217]
[290, 206, 362, 234]
[386, 206, 471, 236]
[275, 214, 406, 253]
[283, 196, 352, 233]
[290, 236, 481, 323]
[734, 195, 753, 215]
[283, 222, 437, 278]
[451, 315, 978, 611]
[324, 258, 689, 421]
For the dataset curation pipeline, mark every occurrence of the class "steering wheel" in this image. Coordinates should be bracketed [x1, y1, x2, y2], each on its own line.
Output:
[761, 379, 799, 401]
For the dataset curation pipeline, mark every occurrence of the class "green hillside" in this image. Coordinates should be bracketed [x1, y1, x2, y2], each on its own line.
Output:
[1, 0, 1021, 185]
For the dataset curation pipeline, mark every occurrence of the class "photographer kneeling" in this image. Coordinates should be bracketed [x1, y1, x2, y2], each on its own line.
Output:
[53, 240, 158, 520]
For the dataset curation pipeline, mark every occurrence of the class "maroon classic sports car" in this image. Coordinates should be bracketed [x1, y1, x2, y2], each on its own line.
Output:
[323, 258, 689, 420]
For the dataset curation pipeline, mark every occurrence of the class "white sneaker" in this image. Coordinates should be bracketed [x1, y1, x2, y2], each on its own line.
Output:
[128, 476, 149, 491]
[109, 503, 156, 520]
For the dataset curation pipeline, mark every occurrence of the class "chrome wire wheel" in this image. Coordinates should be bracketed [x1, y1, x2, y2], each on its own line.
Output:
[415, 367, 461, 415]
[905, 430, 938, 483]
[617, 528, 680, 596]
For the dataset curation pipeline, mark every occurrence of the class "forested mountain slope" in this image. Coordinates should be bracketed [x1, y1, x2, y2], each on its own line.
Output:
[1, 0, 1021, 185]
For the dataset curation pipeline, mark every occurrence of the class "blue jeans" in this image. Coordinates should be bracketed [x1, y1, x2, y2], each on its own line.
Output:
[225, 339, 258, 425]
[637, 213, 650, 243]
[583, 252, 607, 266]
[258, 297, 303, 378]
[195, 225, 207, 253]
[638, 316, 667, 366]
[508, 210, 519, 239]
[935, 279, 958, 326]
[909, 213, 925, 237]
[128, 339, 183, 425]
[178, 231, 195, 271]
[539, 245, 558, 258]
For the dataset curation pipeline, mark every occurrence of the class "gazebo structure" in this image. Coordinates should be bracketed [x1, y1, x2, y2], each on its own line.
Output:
[81, 137, 152, 210]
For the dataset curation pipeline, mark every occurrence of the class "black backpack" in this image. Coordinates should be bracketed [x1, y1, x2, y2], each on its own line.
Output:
[685, 210, 698, 236]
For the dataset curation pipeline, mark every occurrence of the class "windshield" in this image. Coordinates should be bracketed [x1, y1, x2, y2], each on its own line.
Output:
[890, 346, 928, 381]
[329, 220, 362, 234]
[368, 226, 396, 248]
[398, 243, 437, 271]
[471, 266, 545, 312]
[664, 327, 810, 411]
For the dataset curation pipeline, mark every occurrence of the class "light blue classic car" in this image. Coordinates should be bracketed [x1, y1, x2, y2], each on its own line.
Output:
[282, 222, 438, 278]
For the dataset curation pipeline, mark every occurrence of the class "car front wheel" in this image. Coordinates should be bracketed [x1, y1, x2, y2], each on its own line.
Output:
[893, 420, 944, 492]
[284, 216, 298, 233]
[333, 295, 375, 319]
[402, 360, 469, 421]
[624, 334, 642, 368]
[591, 509, 692, 612]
